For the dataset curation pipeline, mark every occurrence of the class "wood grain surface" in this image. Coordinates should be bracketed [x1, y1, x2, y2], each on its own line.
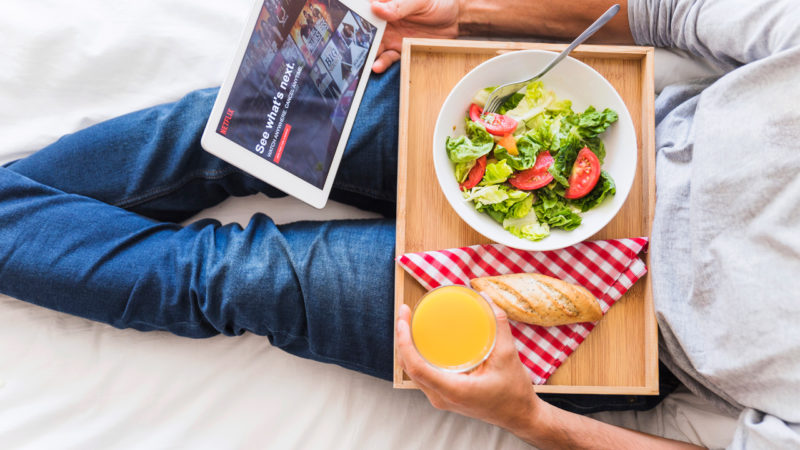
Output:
[393, 39, 656, 394]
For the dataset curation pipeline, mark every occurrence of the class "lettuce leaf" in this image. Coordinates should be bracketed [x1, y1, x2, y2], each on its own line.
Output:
[464, 184, 528, 206]
[524, 114, 562, 150]
[505, 81, 557, 123]
[555, 106, 618, 162]
[466, 118, 493, 142]
[546, 99, 573, 116]
[446, 135, 492, 163]
[463, 185, 508, 205]
[548, 142, 580, 187]
[484, 208, 506, 224]
[497, 92, 525, 115]
[503, 215, 550, 241]
[446, 120, 494, 163]
[506, 194, 533, 219]
[480, 159, 514, 185]
[533, 189, 582, 230]
[494, 187, 530, 211]
[466, 185, 532, 219]
[495, 134, 540, 171]
[574, 106, 618, 139]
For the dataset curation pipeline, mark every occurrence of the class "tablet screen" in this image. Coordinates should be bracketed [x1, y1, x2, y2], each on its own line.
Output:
[215, 0, 378, 189]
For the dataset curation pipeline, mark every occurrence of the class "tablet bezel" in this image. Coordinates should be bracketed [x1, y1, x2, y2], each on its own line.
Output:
[201, 0, 386, 209]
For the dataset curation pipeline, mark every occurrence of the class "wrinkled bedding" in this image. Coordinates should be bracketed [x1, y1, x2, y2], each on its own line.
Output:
[0, 1, 736, 448]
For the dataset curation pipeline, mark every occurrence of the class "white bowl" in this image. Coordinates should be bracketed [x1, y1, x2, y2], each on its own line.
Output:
[433, 50, 637, 251]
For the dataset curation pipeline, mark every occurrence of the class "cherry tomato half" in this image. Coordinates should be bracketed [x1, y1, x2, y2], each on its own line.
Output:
[508, 151, 554, 190]
[564, 147, 601, 199]
[468, 103, 518, 136]
[459, 155, 487, 191]
[469, 103, 484, 124]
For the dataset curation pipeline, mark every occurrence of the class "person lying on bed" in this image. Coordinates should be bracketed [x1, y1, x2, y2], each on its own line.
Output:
[0, 0, 798, 448]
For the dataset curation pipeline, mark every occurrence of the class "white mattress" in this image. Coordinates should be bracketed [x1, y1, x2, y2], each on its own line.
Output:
[0, 1, 736, 448]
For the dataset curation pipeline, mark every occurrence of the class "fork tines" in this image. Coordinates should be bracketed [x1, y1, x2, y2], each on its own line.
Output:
[484, 96, 502, 114]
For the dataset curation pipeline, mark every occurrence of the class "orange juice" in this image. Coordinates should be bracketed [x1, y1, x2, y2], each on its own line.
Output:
[411, 285, 497, 372]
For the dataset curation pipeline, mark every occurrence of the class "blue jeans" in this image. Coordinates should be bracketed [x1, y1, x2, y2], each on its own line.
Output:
[0, 66, 400, 380]
[0, 65, 677, 411]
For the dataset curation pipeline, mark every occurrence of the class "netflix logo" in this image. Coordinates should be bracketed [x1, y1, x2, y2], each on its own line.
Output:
[219, 108, 235, 135]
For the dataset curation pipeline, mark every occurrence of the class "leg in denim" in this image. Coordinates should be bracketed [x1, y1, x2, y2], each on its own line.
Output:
[0, 67, 400, 380]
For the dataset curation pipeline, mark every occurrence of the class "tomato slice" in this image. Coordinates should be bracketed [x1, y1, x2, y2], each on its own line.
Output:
[469, 103, 484, 124]
[508, 151, 554, 190]
[459, 155, 487, 191]
[483, 113, 518, 136]
[564, 147, 601, 199]
[468, 103, 517, 136]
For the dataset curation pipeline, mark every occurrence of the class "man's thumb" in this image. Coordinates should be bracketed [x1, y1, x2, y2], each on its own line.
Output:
[371, 0, 428, 22]
[484, 297, 517, 346]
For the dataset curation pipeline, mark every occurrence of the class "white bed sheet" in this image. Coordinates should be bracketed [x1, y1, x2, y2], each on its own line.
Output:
[0, 1, 736, 448]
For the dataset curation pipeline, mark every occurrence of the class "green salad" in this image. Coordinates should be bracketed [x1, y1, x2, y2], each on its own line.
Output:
[445, 81, 619, 241]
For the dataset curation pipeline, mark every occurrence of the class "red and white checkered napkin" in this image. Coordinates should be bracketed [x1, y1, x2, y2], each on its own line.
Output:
[396, 238, 649, 385]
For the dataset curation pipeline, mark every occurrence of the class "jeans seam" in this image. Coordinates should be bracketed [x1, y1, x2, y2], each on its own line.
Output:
[114, 167, 240, 209]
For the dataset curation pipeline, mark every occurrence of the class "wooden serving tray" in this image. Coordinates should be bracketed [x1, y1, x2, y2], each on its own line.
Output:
[393, 39, 657, 394]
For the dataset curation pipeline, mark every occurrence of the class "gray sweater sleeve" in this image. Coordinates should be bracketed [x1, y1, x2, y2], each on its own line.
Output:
[626, 1, 800, 449]
[628, 0, 800, 70]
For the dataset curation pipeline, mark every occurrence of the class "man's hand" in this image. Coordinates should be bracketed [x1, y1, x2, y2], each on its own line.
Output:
[369, 0, 634, 73]
[398, 301, 705, 449]
[395, 302, 543, 432]
[370, 0, 459, 73]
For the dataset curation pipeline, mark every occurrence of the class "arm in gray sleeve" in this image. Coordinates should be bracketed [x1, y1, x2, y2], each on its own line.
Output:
[629, 2, 800, 449]
[628, 0, 800, 70]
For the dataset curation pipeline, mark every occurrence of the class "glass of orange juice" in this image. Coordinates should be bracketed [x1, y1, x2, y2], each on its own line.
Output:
[410, 284, 497, 372]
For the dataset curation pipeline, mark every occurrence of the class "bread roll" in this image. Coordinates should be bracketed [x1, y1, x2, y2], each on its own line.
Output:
[469, 273, 602, 326]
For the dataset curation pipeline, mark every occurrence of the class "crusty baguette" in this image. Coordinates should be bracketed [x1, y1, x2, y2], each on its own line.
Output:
[469, 273, 602, 326]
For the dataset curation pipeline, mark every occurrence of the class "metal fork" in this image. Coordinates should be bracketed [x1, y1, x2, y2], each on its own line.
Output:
[482, 4, 620, 114]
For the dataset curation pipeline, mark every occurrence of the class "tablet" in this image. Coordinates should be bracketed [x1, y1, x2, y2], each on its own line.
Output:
[201, 0, 385, 208]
